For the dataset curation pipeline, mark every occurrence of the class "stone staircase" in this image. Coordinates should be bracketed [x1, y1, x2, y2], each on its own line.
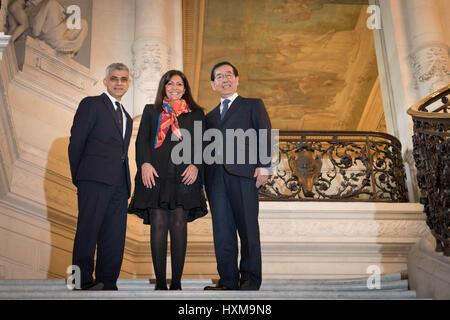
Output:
[0, 271, 424, 299]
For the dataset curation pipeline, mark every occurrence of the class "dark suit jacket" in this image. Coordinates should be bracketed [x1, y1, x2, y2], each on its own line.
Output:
[68, 93, 133, 197]
[135, 104, 205, 173]
[204, 95, 272, 179]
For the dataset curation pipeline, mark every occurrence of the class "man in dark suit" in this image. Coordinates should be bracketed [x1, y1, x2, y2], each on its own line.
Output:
[204, 61, 272, 291]
[68, 63, 133, 290]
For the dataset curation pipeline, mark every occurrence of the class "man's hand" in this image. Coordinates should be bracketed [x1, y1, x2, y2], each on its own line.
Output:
[254, 167, 269, 188]
[142, 163, 159, 188]
[181, 164, 199, 185]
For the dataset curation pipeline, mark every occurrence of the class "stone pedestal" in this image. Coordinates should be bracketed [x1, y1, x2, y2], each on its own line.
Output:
[408, 230, 450, 299]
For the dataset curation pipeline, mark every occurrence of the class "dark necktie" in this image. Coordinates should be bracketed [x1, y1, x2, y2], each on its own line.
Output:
[114, 101, 123, 129]
[221, 99, 230, 120]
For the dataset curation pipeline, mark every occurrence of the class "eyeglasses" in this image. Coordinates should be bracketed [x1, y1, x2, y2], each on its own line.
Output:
[214, 72, 235, 82]
[109, 76, 129, 83]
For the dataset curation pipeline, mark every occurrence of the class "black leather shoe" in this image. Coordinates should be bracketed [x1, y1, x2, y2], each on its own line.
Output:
[170, 283, 182, 290]
[204, 284, 231, 290]
[239, 280, 259, 291]
[74, 281, 104, 291]
[155, 284, 168, 290]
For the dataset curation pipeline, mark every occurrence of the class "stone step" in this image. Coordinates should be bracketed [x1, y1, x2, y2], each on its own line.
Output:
[0, 289, 417, 300]
[261, 271, 408, 285]
[0, 271, 419, 300]
[0, 279, 409, 292]
[0, 270, 407, 287]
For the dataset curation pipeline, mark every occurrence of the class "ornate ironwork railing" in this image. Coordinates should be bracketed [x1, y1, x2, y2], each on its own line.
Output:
[259, 131, 408, 202]
[407, 84, 450, 256]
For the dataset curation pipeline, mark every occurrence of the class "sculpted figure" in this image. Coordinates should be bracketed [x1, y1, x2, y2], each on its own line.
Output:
[6, 0, 87, 56]
[6, 0, 29, 42]
[27, 0, 87, 55]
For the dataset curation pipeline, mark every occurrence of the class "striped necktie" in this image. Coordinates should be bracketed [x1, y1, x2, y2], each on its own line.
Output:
[221, 99, 230, 120]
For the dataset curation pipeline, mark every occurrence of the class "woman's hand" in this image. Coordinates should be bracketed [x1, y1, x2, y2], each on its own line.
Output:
[181, 164, 198, 185]
[141, 163, 159, 188]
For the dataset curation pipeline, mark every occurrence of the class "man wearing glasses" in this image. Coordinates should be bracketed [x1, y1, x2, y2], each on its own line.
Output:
[204, 61, 272, 291]
[68, 63, 133, 290]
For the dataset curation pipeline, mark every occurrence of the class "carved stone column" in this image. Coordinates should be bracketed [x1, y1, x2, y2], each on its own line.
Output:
[132, 0, 183, 116]
[374, 0, 449, 201]
[405, 0, 450, 97]
[404, 0, 449, 201]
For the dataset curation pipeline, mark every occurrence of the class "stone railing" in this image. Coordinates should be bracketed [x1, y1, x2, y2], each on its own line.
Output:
[407, 84, 450, 256]
[259, 131, 408, 202]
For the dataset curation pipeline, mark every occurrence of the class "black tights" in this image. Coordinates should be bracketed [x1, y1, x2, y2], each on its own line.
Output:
[150, 207, 187, 289]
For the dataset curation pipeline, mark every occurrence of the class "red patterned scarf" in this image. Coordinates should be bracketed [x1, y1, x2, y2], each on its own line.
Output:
[154, 98, 191, 148]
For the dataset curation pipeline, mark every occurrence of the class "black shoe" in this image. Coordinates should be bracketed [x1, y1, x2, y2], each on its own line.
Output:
[155, 280, 168, 290]
[74, 281, 104, 291]
[204, 284, 231, 290]
[155, 284, 168, 290]
[170, 283, 182, 290]
[239, 280, 259, 291]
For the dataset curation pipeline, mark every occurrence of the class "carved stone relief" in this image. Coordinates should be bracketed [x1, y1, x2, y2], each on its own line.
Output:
[261, 219, 429, 239]
[288, 150, 323, 198]
[410, 44, 450, 94]
[131, 38, 171, 104]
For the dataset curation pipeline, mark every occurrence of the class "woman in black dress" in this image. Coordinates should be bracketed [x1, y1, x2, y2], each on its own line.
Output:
[128, 70, 207, 290]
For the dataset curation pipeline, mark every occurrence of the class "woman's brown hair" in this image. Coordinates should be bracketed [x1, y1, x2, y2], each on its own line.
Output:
[153, 70, 202, 112]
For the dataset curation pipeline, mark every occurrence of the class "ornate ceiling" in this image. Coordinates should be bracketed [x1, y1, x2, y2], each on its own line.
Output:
[186, 0, 382, 131]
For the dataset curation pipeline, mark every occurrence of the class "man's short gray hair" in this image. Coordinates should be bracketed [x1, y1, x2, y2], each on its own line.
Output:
[105, 63, 130, 79]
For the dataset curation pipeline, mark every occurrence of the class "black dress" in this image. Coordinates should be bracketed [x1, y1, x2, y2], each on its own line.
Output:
[128, 104, 208, 224]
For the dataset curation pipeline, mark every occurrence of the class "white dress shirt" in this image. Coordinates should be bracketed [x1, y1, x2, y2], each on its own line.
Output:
[105, 91, 126, 138]
[220, 92, 239, 115]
